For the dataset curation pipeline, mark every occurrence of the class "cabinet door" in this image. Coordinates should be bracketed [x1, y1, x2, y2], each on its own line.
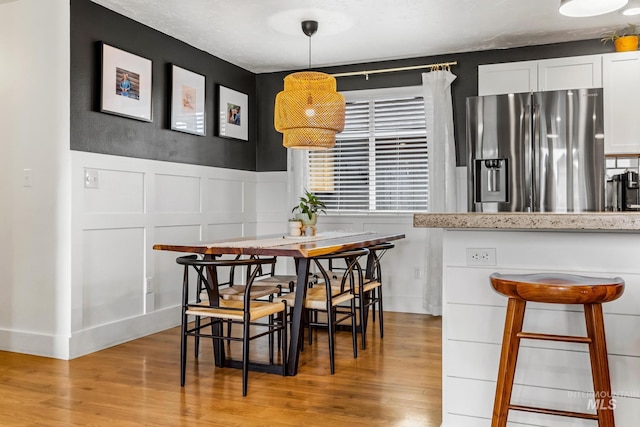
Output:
[603, 51, 640, 155]
[538, 55, 602, 91]
[478, 61, 537, 96]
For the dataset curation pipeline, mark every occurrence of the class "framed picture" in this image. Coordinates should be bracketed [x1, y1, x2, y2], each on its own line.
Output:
[100, 42, 152, 122]
[170, 65, 206, 136]
[217, 85, 248, 141]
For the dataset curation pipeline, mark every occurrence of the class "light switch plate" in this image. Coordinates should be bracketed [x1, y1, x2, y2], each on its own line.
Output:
[84, 168, 99, 189]
[23, 169, 32, 187]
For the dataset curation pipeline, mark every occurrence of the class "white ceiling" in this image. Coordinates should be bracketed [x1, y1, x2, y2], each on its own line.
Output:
[90, 0, 640, 73]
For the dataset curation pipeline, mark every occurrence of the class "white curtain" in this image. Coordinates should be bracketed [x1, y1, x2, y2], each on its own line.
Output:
[422, 69, 458, 316]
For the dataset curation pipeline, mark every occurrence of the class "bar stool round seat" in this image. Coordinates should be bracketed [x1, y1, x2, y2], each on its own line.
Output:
[489, 272, 624, 427]
[491, 272, 625, 305]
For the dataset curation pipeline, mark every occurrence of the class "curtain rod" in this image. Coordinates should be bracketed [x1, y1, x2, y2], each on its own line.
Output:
[331, 61, 457, 78]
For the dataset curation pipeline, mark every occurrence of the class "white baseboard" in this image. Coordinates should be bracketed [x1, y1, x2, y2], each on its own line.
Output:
[0, 328, 70, 360]
[384, 295, 432, 315]
[0, 306, 181, 360]
[68, 306, 181, 359]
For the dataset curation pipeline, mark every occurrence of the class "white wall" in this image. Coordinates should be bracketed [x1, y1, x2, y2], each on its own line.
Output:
[0, 0, 71, 358]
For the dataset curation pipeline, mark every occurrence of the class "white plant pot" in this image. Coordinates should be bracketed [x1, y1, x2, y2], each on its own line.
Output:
[288, 221, 303, 236]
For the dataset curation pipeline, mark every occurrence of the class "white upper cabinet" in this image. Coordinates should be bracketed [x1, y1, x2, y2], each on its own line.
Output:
[477, 53, 640, 155]
[537, 55, 602, 91]
[603, 51, 640, 155]
[478, 61, 537, 96]
[478, 55, 602, 96]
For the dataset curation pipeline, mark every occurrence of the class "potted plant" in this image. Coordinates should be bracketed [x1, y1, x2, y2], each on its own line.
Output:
[601, 24, 639, 52]
[291, 190, 326, 226]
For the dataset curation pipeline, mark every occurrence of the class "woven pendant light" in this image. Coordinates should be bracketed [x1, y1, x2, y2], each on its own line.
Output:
[274, 21, 345, 150]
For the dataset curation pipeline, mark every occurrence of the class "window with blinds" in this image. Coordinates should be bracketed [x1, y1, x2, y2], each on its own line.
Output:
[307, 88, 428, 213]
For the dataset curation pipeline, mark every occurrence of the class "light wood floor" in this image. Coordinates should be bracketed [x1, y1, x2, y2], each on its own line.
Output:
[0, 312, 442, 426]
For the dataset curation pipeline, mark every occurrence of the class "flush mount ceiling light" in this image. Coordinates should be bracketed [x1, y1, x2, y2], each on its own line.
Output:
[274, 20, 345, 150]
[559, 0, 628, 17]
[621, 0, 640, 15]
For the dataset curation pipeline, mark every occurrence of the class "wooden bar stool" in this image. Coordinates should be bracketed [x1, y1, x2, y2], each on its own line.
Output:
[489, 273, 624, 427]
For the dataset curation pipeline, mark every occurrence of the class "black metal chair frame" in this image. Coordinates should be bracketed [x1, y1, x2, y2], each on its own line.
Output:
[177, 254, 288, 396]
[358, 242, 393, 348]
[193, 254, 282, 357]
[303, 248, 369, 374]
[248, 255, 296, 293]
[324, 243, 393, 349]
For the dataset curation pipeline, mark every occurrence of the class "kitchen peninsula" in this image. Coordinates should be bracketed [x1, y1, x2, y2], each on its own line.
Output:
[415, 212, 640, 426]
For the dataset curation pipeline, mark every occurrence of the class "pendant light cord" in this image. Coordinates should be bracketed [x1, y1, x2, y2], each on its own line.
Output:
[301, 20, 318, 70]
[308, 34, 312, 69]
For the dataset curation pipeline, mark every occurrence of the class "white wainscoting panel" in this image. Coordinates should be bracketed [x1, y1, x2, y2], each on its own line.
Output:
[83, 169, 144, 213]
[81, 227, 144, 328]
[154, 224, 201, 311]
[204, 177, 245, 213]
[71, 151, 258, 358]
[206, 222, 245, 241]
[155, 173, 200, 213]
[70, 152, 433, 359]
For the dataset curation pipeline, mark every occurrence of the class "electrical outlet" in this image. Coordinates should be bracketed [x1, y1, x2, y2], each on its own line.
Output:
[146, 277, 153, 294]
[414, 267, 423, 279]
[466, 248, 497, 266]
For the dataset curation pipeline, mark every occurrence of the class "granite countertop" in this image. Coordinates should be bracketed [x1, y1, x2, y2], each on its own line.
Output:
[413, 212, 640, 231]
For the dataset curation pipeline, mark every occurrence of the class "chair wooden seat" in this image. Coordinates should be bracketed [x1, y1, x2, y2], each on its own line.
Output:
[187, 299, 286, 321]
[254, 274, 297, 292]
[276, 285, 355, 311]
[218, 284, 281, 301]
[322, 276, 381, 294]
[489, 272, 625, 427]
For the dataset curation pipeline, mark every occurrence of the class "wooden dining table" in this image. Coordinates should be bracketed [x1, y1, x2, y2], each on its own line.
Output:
[153, 230, 405, 376]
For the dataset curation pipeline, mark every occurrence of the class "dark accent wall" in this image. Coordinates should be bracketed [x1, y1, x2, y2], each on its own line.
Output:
[70, 0, 257, 171]
[257, 40, 612, 171]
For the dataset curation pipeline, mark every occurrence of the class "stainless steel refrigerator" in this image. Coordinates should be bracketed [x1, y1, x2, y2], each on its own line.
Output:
[467, 88, 604, 212]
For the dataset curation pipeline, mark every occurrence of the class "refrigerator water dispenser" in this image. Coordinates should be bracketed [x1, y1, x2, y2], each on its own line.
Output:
[475, 159, 508, 203]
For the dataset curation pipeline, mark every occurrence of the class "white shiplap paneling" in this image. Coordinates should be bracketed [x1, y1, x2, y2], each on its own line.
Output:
[442, 229, 640, 426]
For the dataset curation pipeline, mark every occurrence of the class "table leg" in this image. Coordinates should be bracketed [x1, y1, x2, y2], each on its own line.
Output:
[287, 257, 310, 376]
[365, 250, 374, 280]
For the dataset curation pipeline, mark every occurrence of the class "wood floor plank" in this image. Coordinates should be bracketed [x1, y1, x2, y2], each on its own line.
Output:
[0, 312, 441, 426]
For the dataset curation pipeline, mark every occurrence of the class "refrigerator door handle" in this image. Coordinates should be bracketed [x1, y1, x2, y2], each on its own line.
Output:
[530, 102, 539, 212]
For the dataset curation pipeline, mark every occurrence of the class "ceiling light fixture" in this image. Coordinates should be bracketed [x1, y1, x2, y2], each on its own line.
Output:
[559, 0, 628, 17]
[274, 20, 345, 150]
[621, 0, 640, 15]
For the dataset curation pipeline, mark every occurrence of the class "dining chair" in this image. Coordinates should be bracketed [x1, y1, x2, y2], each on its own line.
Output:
[193, 254, 282, 358]
[319, 243, 394, 349]
[277, 248, 368, 374]
[358, 242, 394, 348]
[177, 254, 288, 396]
[246, 256, 297, 293]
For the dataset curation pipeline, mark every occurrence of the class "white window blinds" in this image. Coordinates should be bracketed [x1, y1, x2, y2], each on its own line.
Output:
[307, 87, 428, 213]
